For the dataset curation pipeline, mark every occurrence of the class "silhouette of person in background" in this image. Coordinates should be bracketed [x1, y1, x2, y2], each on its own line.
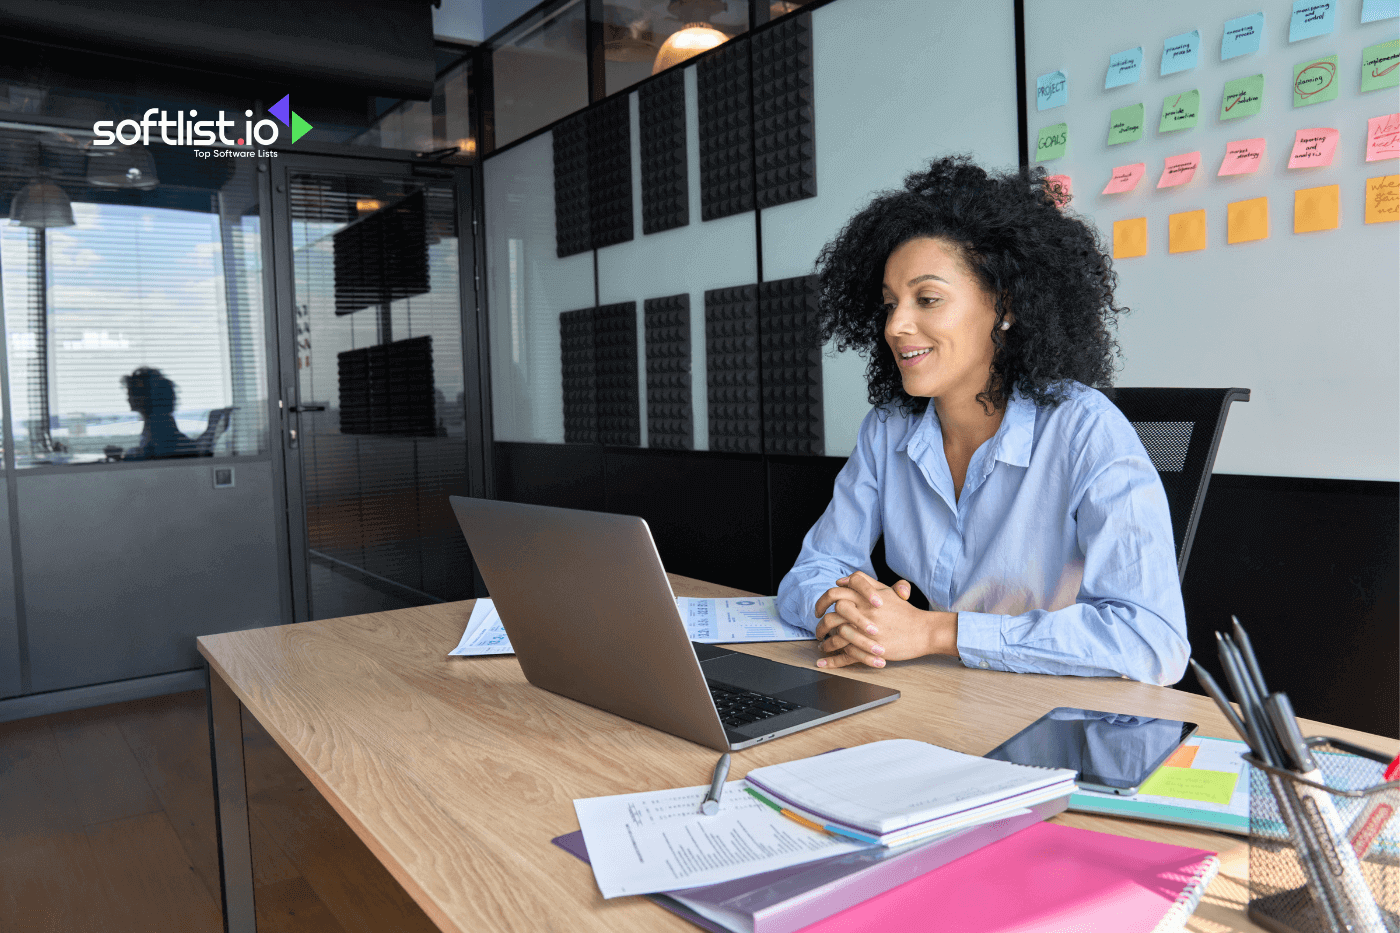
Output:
[121, 366, 197, 460]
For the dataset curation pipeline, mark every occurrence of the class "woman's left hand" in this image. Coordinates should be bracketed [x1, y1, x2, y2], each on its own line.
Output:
[813, 571, 957, 669]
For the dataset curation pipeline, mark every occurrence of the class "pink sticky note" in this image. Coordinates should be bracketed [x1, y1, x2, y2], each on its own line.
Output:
[1045, 174, 1072, 206]
[1101, 163, 1146, 194]
[1157, 151, 1201, 188]
[1218, 138, 1266, 176]
[1368, 113, 1400, 162]
[1288, 128, 1339, 168]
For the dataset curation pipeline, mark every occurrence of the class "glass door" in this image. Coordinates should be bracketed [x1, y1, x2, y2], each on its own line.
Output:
[269, 155, 484, 622]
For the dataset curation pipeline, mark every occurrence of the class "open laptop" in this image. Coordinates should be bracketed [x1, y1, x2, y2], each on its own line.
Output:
[449, 496, 899, 752]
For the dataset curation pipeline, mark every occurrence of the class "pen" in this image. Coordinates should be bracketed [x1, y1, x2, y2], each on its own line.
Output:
[700, 753, 730, 815]
[1188, 659, 1250, 747]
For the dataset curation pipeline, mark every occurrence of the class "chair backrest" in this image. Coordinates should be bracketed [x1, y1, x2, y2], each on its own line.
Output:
[1103, 387, 1250, 581]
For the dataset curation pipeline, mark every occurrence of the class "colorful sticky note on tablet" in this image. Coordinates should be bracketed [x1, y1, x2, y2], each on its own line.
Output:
[1222, 12, 1264, 60]
[1045, 174, 1072, 207]
[1139, 767, 1239, 805]
[1037, 123, 1068, 161]
[1162, 30, 1200, 76]
[1219, 138, 1266, 175]
[1289, 0, 1335, 42]
[1108, 103, 1145, 145]
[1288, 127, 1339, 168]
[1169, 209, 1207, 252]
[1037, 70, 1068, 110]
[1106, 47, 1143, 88]
[1368, 114, 1400, 161]
[1228, 197, 1270, 243]
[1362, 40, 1400, 94]
[1159, 90, 1200, 132]
[1363, 0, 1399, 22]
[1112, 217, 1148, 258]
[1221, 75, 1264, 119]
[1158, 151, 1201, 188]
[1102, 163, 1146, 194]
[1367, 175, 1399, 222]
[1295, 184, 1340, 232]
[1294, 54, 1339, 107]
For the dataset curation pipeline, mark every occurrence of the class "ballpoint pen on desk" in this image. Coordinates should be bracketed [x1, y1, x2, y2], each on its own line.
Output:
[700, 753, 730, 816]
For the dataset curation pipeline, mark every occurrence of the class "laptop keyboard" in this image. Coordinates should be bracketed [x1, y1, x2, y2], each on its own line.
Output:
[708, 683, 801, 728]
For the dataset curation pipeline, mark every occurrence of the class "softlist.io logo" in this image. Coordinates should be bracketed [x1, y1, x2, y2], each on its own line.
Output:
[91, 94, 312, 151]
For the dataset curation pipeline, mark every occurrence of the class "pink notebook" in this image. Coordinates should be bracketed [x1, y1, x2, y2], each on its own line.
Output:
[800, 821, 1219, 933]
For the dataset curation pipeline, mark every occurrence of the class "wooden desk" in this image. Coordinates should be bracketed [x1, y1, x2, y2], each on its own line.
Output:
[198, 575, 1397, 933]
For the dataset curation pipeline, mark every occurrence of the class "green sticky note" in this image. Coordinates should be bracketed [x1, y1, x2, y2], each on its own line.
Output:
[1138, 766, 1239, 805]
[1159, 90, 1200, 132]
[1294, 55, 1339, 107]
[1037, 123, 1068, 161]
[1362, 40, 1400, 93]
[1221, 74, 1264, 120]
[1107, 104, 1144, 145]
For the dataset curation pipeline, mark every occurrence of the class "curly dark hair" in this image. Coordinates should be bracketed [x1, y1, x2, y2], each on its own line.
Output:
[815, 155, 1124, 414]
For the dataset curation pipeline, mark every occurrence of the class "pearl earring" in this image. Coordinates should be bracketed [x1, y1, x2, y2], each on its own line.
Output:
[1000, 321, 1011, 331]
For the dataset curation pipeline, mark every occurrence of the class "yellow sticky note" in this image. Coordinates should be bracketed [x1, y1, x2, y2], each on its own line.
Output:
[1366, 175, 1399, 224]
[1112, 217, 1148, 258]
[1228, 196, 1269, 243]
[1294, 184, 1340, 233]
[1138, 766, 1239, 805]
[1168, 208, 1207, 253]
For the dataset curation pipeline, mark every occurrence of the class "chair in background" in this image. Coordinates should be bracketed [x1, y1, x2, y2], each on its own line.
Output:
[194, 407, 234, 456]
[1104, 387, 1250, 581]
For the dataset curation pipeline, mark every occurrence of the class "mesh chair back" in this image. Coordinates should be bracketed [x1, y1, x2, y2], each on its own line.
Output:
[1104, 387, 1250, 581]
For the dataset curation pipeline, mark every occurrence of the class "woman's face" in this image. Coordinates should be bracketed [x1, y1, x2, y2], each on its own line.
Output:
[882, 237, 1002, 403]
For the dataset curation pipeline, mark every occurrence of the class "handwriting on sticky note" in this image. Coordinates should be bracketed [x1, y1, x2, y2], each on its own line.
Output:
[1222, 12, 1265, 60]
[1219, 138, 1266, 176]
[1106, 47, 1143, 89]
[1157, 151, 1201, 188]
[1161, 30, 1199, 76]
[1367, 175, 1399, 223]
[1362, 40, 1400, 94]
[1045, 174, 1072, 207]
[1221, 75, 1264, 120]
[1289, 0, 1335, 43]
[1159, 90, 1200, 133]
[1037, 70, 1068, 110]
[1294, 54, 1338, 107]
[1108, 103, 1144, 146]
[1037, 123, 1068, 162]
[1368, 114, 1400, 162]
[1101, 163, 1146, 195]
[1288, 127, 1338, 168]
[1139, 767, 1239, 805]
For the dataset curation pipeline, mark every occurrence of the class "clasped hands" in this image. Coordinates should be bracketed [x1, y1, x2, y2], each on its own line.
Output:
[813, 571, 958, 670]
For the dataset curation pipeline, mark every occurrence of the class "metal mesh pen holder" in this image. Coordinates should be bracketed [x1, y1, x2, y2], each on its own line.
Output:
[1247, 737, 1400, 933]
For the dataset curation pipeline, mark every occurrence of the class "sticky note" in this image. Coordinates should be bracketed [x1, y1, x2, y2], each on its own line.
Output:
[1037, 70, 1068, 110]
[1037, 123, 1068, 161]
[1367, 113, 1400, 161]
[1139, 767, 1239, 805]
[1045, 174, 1072, 206]
[1289, 1, 1335, 42]
[1169, 209, 1207, 253]
[1159, 90, 1200, 132]
[1102, 163, 1146, 194]
[1162, 744, 1199, 768]
[1366, 175, 1399, 222]
[1288, 127, 1339, 168]
[1228, 196, 1270, 243]
[1219, 138, 1266, 176]
[1362, 40, 1400, 93]
[1221, 75, 1264, 119]
[1108, 103, 1145, 145]
[1222, 12, 1265, 60]
[1158, 151, 1202, 188]
[1106, 47, 1143, 88]
[1112, 217, 1148, 258]
[1294, 184, 1340, 232]
[1294, 54, 1339, 107]
[1161, 30, 1200, 76]
[1362, 0, 1399, 22]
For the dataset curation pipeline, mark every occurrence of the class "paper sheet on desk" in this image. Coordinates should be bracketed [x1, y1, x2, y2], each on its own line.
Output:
[574, 780, 870, 898]
[449, 596, 811, 656]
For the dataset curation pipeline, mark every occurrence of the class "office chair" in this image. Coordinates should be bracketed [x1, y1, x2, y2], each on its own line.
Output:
[1104, 387, 1250, 581]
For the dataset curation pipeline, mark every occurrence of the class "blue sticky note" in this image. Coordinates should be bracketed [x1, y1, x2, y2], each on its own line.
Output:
[1106, 47, 1144, 88]
[1362, 0, 1399, 22]
[1037, 70, 1068, 110]
[1221, 13, 1264, 60]
[1289, 1, 1335, 42]
[1161, 30, 1200, 75]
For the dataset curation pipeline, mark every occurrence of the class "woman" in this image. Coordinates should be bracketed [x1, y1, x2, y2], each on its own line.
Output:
[774, 156, 1188, 685]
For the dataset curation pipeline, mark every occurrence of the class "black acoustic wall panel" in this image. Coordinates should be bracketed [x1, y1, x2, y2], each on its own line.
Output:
[560, 306, 597, 443]
[638, 68, 689, 235]
[332, 190, 430, 314]
[553, 114, 592, 258]
[696, 37, 754, 221]
[587, 95, 635, 250]
[705, 285, 761, 453]
[337, 335, 436, 437]
[750, 13, 816, 209]
[758, 275, 823, 455]
[644, 294, 692, 450]
[594, 301, 640, 447]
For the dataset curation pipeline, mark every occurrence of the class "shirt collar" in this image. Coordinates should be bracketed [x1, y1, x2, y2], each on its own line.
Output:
[894, 391, 1036, 467]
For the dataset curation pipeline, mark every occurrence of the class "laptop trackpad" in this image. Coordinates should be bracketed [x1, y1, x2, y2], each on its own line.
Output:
[701, 653, 823, 694]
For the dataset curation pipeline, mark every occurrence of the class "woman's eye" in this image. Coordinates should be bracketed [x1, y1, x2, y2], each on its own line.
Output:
[919, 296, 941, 306]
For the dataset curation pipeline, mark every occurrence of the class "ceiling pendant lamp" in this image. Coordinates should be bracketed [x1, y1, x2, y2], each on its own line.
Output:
[652, 22, 729, 74]
[10, 178, 74, 229]
[86, 144, 159, 189]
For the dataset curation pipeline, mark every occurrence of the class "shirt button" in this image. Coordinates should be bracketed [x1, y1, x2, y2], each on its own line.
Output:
[979, 660, 990, 670]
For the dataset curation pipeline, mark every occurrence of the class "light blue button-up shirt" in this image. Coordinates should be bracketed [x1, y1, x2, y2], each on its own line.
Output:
[776, 384, 1189, 685]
